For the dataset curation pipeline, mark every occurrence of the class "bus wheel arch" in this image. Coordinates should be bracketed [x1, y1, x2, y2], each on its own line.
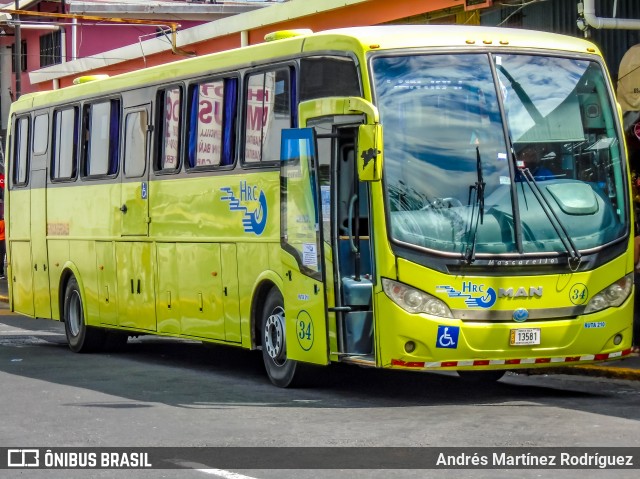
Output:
[257, 286, 298, 387]
[251, 280, 276, 349]
[58, 268, 76, 321]
[60, 272, 105, 353]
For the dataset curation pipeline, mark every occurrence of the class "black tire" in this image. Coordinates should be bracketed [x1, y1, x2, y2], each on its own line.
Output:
[261, 288, 298, 387]
[63, 276, 105, 353]
[458, 370, 506, 383]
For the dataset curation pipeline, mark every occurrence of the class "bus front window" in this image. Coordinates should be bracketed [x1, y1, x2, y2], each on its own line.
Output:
[497, 54, 626, 253]
[372, 53, 626, 257]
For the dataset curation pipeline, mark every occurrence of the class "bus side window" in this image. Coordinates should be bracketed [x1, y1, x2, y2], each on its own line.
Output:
[156, 87, 182, 173]
[82, 99, 120, 178]
[12, 116, 30, 187]
[33, 114, 49, 156]
[186, 77, 238, 170]
[299, 56, 361, 101]
[51, 107, 79, 182]
[243, 67, 292, 165]
[123, 110, 148, 178]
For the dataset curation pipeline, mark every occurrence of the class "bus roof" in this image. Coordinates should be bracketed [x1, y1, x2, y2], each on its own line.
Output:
[306, 25, 600, 55]
[12, 25, 600, 113]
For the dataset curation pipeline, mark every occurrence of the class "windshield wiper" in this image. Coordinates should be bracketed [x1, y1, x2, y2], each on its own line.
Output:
[495, 64, 544, 125]
[465, 146, 485, 264]
[518, 167, 582, 271]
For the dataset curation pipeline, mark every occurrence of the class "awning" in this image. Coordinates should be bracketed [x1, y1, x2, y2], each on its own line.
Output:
[617, 43, 640, 113]
[0, 0, 40, 22]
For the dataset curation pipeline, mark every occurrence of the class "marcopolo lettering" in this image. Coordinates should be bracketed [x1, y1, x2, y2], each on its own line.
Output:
[486, 258, 558, 266]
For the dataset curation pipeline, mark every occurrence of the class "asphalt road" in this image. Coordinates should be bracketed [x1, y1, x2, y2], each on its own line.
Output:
[1, 306, 640, 479]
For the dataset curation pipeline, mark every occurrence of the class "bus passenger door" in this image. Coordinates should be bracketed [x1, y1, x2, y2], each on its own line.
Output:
[116, 104, 156, 331]
[120, 105, 151, 237]
[30, 169, 51, 318]
[280, 128, 329, 365]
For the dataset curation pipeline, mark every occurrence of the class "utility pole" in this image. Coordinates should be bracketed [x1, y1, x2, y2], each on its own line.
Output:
[13, 0, 21, 99]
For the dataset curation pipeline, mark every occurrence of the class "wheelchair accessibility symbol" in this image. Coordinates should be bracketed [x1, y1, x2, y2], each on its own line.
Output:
[436, 325, 460, 349]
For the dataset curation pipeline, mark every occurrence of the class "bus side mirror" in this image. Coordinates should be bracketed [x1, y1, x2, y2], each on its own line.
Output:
[357, 123, 383, 182]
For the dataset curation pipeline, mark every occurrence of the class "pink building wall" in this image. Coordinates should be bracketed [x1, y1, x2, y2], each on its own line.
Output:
[71, 21, 201, 59]
[1, 0, 202, 97]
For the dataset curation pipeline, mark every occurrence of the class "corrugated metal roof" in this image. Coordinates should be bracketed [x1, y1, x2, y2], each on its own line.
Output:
[68, 0, 270, 21]
[0, 0, 279, 22]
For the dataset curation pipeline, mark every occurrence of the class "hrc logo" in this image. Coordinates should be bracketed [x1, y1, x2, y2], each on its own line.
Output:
[220, 181, 268, 235]
[436, 281, 497, 309]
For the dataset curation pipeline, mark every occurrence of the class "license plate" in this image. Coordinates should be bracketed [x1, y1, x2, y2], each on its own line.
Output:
[510, 328, 540, 346]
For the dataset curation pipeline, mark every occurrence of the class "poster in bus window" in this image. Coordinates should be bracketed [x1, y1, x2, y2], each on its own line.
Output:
[245, 72, 275, 162]
[164, 88, 181, 169]
[196, 81, 224, 166]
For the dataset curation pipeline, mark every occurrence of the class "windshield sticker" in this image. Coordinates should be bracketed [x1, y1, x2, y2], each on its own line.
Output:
[302, 243, 318, 268]
[436, 325, 459, 349]
[437, 282, 497, 309]
[220, 181, 268, 235]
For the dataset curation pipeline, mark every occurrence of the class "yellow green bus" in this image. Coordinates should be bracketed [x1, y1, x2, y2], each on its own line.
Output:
[6, 25, 635, 387]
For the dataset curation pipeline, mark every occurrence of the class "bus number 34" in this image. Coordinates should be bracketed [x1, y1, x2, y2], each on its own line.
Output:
[296, 312, 314, 351]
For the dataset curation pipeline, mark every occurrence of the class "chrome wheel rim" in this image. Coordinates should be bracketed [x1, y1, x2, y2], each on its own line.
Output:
[264, 306, 285, 365]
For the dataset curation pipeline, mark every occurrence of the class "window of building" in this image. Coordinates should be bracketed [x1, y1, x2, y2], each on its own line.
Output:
[186, 77, 237, 169]
[40, 31, 62, 68]
[156, 86, 182, 172]
[52, 107, 79, 181]
[11, 40, 27, 73]
[124, 110, 148, 178]
[83, 99, 120, 177]
[244, 68, 291, 164]
[12, 116, 29, 186]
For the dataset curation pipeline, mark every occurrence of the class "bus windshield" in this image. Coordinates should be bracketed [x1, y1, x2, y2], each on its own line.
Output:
[372, 53, 627, 256]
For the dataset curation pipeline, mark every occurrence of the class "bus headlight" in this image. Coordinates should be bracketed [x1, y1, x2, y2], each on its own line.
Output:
[583, 273, 633, 314]
[382, 278, 453, 318]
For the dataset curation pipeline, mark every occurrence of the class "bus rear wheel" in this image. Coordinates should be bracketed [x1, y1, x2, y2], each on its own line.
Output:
[261, 289, 297, 387]
[63, 276, 105, 353]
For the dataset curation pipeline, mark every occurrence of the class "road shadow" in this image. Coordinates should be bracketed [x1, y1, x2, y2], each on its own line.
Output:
[0, 315, 637, 421]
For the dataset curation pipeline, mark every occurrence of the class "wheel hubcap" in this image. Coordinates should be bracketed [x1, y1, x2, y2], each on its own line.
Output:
[68, 291, 82, 337]
[264, 307, 285, 365]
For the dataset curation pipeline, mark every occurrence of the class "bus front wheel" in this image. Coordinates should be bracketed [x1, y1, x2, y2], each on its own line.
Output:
[261, 289, 297, 387]
[63, 276, 105, 353]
